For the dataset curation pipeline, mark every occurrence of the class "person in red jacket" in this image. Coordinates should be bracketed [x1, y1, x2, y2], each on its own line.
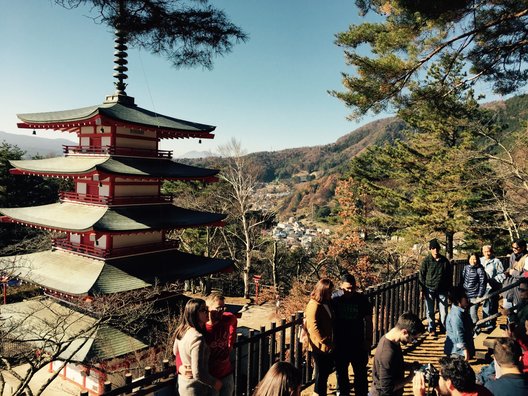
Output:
[177, 292, 238, 396]
[204, 292, 238, 396]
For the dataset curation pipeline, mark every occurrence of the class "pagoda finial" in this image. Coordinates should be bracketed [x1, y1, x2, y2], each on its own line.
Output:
[104, 1, 134, 105]
[113, 27, 128, 96]
[105, 25, 135, 105]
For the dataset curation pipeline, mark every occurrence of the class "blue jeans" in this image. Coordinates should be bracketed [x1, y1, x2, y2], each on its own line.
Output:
[219, 374, 234, 396]
[425, 289, 448, 332]
[469, 298, 479, 324]
[482, 290, 499, 326]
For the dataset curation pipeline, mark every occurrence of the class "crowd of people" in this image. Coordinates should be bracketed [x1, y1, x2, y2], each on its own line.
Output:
[170, 238, 528, 396]
[300, 239, 528, 396]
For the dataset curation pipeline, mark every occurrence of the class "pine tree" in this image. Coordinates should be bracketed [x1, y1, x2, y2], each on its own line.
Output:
[342, 64, 505, 258]
[332, 0, 528, 117]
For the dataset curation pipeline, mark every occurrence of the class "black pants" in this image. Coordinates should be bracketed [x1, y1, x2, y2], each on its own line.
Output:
[335, 347, 369, 396]
[313, 350, 335, 396]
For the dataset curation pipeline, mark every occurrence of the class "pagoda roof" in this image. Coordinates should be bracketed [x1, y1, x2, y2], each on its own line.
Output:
[1, 250, 233, 295]
[0, 202, 225, 232]
[1, 298, 148, 362]
[17, 101, 216, 139]
[9, 156, 218, 180]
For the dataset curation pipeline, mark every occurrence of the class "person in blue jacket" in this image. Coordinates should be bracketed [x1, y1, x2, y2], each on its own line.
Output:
[444, 286, 475, 361]
[461, 252, 487, 324]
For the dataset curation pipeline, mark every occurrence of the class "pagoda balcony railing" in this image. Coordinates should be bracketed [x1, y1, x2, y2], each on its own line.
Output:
[52, 238, 179, 258]
[59, 191, 173, 205]
[63, 145, 173, 159]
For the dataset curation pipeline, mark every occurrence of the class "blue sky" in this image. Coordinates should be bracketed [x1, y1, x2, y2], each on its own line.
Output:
[0, 1, 504, 157]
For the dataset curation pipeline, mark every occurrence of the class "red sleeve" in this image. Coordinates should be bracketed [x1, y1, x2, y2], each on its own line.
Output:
[226, 313, 238, 349]
[175, 350, 182, 372]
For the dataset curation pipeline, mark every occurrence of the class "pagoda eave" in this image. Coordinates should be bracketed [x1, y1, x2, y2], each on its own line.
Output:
[0, 250, 233, 295]
[9, 167, 219, 183]
[17, 118, 216, 140]
[10, 168, 100, 179]
[0, 216, 93, 233]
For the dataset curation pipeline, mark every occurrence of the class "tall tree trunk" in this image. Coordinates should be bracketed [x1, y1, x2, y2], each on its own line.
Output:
[271, 240, 278, 290]
[445, 231, 454, 260]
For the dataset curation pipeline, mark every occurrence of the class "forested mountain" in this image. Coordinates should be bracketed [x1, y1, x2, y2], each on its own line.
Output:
[186, 94, 528, 217]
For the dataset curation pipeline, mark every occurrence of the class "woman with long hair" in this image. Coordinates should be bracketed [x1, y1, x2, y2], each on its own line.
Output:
[305, 278, 334, 396]
[252, 361, 302, 396]
[173, 298, 222, 396]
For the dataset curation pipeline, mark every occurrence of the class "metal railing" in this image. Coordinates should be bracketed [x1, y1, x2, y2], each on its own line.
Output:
[59, 191, 173, 205]
[63, 145, 173, 158]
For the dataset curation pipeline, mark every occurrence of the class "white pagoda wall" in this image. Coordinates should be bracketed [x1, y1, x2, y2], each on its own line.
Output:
[115, 127, 157, 150]
[114, 184, 158, 197]
[112, 232, 162, 248]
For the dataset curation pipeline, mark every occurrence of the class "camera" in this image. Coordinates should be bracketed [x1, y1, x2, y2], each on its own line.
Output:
[415, 363, 440, 388]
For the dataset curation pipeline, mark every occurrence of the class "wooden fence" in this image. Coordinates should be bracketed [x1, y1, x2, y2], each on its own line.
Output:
[91, 257, 480, 396]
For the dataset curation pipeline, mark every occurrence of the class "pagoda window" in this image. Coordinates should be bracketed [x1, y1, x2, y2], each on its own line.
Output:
[96, 235, 107, 249]
[99, 184, 110, 197]
[80, 126, 93, 135]
[70, 234, 81, 244]
[80, 136, 90, 147]
[77, 183, 87, 195]
[101, 136, 111, 147]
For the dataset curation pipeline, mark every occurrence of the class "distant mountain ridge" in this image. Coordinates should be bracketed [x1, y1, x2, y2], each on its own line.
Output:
[183, 94, 528, 217]
[0, 131, 76, 158]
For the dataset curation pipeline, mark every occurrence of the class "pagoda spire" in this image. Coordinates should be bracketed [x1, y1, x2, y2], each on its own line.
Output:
[113, 27, 129, 97]
[105, 0, 134, 105]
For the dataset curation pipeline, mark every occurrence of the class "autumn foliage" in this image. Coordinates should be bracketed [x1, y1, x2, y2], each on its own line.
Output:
[327, 179, 379, 288]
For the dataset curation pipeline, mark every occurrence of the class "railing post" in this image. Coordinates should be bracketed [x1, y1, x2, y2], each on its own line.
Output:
[247, 329, 255, 396]
[269, 321, 277, 368]
[289, 314, 296, 365]
[279, 318, 287, 361]
[370, 285, 380, 345]
[294, 311, 303, 371]
[125, 372, 133, 385]
[162, 359, 170, 378]
[381, 284, 388, 335]
[258, 325, 266, 381]
[234, 333, 243, 396]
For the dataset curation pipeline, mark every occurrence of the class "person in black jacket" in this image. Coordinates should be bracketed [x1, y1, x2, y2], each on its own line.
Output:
[461, 253, 487, 324]
[419, 239, 452, 336]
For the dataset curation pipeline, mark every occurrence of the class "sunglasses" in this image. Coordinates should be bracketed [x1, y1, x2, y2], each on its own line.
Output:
[519, 287, 528, 292]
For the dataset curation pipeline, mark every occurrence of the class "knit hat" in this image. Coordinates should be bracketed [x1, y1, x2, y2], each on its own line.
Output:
[341, 273, 356, 285]
[429, 239, 441, 250]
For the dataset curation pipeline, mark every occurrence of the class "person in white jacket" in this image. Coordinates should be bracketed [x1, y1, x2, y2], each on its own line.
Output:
[173, 298, 222, 396]
[480, 245, 505, 331]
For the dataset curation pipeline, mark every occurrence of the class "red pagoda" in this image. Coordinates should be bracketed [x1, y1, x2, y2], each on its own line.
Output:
[0, 26, 231, 394]
[0, 26, 231, 297]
